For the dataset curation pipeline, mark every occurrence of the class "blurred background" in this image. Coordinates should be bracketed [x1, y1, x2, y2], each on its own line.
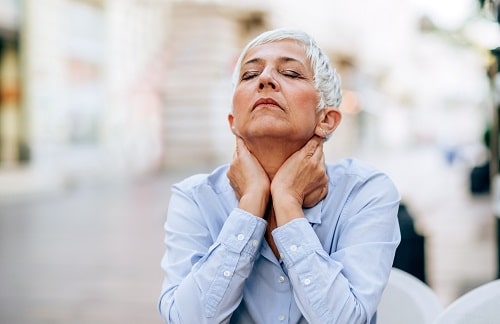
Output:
[0, 0, 499, 323]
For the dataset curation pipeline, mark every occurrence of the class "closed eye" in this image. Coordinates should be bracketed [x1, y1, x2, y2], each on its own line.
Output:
[241, 70, 260, 81]
[281, 69, 302, 78]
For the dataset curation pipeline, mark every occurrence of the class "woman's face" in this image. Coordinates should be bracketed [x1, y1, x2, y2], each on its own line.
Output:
[229, 40, 321, 143]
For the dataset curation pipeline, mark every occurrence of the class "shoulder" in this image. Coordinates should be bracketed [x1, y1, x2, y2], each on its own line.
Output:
[327, 157, 384, 181]
[327, 158, 399, 197]
[173, 164, 231, 195]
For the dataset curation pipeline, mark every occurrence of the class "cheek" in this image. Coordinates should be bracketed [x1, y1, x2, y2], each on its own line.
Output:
[232, 88, 245, 111]
[232, 86, 252, 115]
[293, 92, 321, 126]
[293, 90, 320, 113]
[290, 83, 319, 104]
[231, 94, 244, 127]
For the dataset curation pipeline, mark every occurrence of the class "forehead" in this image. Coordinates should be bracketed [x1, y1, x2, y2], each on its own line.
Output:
[242, 39, 310, 67]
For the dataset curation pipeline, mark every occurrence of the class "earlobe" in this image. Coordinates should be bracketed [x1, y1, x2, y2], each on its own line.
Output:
[314, 107, 342, 138]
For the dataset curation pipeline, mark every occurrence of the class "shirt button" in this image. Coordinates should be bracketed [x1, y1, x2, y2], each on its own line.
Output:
[237, 234, 245, 241]
[278, 276, 286, 283]
[252, 240, 259, 247]
[290, 244, 298, 252]
[278, 314, 286, 321]
[223, 270, 231, 277]
[304, 278, 311, 285]
[279, 252, 285, 260]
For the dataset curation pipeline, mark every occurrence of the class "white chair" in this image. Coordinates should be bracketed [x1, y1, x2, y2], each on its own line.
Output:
[432, 279, 500, 324]
[377, 268, 444, 324]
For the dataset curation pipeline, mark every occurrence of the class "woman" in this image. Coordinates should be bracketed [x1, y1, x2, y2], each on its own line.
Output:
[159, 28, 401, 324]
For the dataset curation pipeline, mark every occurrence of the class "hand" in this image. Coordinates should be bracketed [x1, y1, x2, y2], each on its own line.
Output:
[271, 136, 328, 225]
[227, 137, 270, 217]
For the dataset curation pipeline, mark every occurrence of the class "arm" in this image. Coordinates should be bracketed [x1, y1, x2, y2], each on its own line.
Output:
[272, 172, 401, 323]
[158, 183, 267, 323]
[159, 137, 273, 323]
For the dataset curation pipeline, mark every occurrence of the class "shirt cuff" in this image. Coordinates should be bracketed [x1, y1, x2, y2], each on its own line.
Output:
[272, 218, 324, 269]
[217, 208, 267, 257]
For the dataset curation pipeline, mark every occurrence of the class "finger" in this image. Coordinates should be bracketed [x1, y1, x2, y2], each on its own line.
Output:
[235, 136, 241, 153]
[309, 138, 324, 162]
[233, 137, 240, 159]
[236, 137, 249, 153]
[306, 135, 325, 155]
[236, 137, 250, 158]
[300, 138, 319, 158]
[310, 135, 324, 145]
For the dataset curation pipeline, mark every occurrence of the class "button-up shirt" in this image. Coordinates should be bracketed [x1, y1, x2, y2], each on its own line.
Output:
[159, 158, 401, 323]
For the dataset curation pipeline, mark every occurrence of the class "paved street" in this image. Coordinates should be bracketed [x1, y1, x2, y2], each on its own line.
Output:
[0, 169, 193, 324]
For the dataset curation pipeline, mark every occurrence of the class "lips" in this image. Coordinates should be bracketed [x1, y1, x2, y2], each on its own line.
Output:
[252, 98, 282, 111]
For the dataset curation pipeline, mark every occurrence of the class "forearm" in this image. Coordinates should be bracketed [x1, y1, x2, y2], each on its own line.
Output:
[160, 250, 254, 323]
[159, 209, 266, 323]
[273, 218, 398, 323]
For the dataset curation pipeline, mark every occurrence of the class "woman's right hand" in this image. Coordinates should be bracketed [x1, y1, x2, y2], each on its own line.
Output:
[227, 137, 270, 217]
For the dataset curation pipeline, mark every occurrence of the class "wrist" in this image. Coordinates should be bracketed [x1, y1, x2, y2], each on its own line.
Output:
[272, 194, 304, 226]
[238, 192, 269, 217]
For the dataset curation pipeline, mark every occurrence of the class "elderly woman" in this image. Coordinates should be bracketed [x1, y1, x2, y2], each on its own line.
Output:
[159, 28, 400, 324]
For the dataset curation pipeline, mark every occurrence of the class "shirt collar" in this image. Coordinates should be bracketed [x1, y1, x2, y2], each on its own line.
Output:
[303, 199, 323, 225]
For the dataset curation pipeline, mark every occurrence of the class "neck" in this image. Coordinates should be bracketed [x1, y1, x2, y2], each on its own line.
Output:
[245, 138, 305, 179]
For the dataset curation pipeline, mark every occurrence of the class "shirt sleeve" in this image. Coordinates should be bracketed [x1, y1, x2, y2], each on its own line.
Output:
[272, 172, 401, 324]
[158, 184, 267, 323]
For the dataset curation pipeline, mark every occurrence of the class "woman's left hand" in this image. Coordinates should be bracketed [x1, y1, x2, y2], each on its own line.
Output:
[271, 136, 328, 226]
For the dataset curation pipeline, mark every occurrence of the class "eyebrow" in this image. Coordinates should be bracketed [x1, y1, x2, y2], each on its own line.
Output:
[242, 56, 306, 67]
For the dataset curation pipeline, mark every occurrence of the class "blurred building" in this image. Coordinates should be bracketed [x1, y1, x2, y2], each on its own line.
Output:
[0, 0, 22, 166]
[163, 2, 269, 168]
[0, 0, 274, 196]
[21, 0, 171, 188]
[0, 0, 498, 196]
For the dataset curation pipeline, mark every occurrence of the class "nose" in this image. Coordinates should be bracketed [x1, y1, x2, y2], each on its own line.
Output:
[258, 68, 279, 91]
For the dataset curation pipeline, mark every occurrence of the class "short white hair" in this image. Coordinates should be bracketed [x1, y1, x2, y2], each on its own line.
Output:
[232, 28, 342, 110]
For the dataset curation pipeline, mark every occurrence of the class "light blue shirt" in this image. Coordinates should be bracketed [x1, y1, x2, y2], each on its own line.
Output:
[159, 158, 401, 323]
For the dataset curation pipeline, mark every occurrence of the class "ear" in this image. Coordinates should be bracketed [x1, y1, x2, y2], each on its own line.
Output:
[227, 113, 236, 135]
[314, 107, 342, 139]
